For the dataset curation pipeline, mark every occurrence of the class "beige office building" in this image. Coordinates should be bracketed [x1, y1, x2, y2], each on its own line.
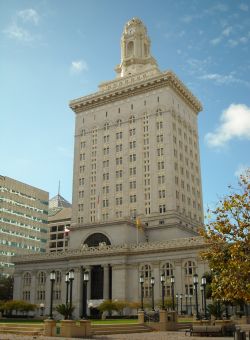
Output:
[48, 194, 71, 253]
[0, 175, 49, 276]
[13, 18, 207, 318]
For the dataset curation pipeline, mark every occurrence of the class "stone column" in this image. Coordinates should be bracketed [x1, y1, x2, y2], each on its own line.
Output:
[112, 264, 127, 300]
[103, 265, 109, 300]
[152, 262, 160, 303]
[30, 270, 36, 304]
[72, 267, 81, 319]
[45, 270, 51, 317]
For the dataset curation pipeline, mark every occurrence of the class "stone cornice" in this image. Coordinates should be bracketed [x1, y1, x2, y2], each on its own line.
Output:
[69, 70, 202, 114]
[13, 236, 205, 265]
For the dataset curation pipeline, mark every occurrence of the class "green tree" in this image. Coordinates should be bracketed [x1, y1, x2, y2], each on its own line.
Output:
[0, 276, 13, 300]
[56, 303, 75, 320]
[200, 170, 250, 303]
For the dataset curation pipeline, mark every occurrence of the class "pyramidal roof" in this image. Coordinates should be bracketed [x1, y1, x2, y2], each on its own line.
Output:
[49, 194, 71, 209]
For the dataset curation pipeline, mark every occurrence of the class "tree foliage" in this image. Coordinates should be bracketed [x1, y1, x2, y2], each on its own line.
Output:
[0, 300, 36, 316]
[200, 170, 250, 303]
[0, 276, 13, 300]
[55, 303, 75, 320]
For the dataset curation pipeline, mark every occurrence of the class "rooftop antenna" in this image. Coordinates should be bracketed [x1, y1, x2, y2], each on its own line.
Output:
[58, 180, 61, 196]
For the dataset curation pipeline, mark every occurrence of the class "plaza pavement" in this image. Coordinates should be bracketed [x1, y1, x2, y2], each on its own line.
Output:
[0, 331, 234, 340]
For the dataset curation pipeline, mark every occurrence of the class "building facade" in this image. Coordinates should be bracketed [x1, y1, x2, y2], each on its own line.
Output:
[13, 18, 207, 318]
[48, 194, 71, 253]
[0, 175, 49, 276]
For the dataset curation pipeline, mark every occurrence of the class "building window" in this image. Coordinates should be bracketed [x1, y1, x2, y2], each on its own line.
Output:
[55, 271, 61, 284]
[159, 204, 166, 213]
[140, 264, 152, 298]
[23, 272, 31, 286]
[37, 271, 46, 285]
[184, 261, 196, 276]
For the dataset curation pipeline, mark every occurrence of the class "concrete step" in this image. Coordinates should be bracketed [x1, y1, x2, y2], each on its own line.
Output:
[92, 323, 153, 335]
[0, 324, 44, 335]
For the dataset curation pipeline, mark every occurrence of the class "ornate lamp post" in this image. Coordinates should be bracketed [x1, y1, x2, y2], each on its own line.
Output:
[193, 274, 199, 320]
[201, 275, 207, 319]
[140, 275, 144, 311]
[171, 275, 175, 311]
[176, 294, 179, 314]
[160, 273, 165, 310]
[151, 277, 155, 311]
[180, 294, 183, 315]
[185, 294, 188, 315]
[49, 270, 56, 319]
[39, 303, 44, 317]
[69, 269, 74, 319]
[82, 271, 89, 319]
[65, 272, 69, 305]
[200, 285, 204, 311]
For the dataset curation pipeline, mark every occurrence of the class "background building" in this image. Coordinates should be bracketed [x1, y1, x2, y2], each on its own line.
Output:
[13, 18, 207, 318]
[0, 175, 49, 276]
[48, 194, 71, 253]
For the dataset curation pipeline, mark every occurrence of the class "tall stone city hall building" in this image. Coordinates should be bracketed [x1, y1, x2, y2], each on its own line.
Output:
[14, 18, 207, 318]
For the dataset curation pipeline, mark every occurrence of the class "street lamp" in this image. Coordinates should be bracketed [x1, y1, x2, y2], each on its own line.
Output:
[49, 270, 56, 319]
[140, 276, 144, 311]
[200, 285, 204, 311]
[39, 303, 44, 317]
[151, 277, 155, 311]
[82, 271, 89, 319]
[185, 294, 188, 315]
[176, 294, 179, 314]
[170, 275, 175, 311]
[201, 275, 207, 319]
[65, 272, 70, 305]
[160, 273, 165, 310]
[180, 294, 183, 315]
[69, 269, 74, 319]
[193, 273, 199, 320]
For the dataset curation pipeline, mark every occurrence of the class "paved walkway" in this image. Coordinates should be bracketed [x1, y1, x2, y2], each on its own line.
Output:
[0, 332, 234, 340]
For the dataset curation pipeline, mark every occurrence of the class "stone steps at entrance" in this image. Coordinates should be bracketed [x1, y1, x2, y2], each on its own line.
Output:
[0, 323, 44, 336]
[92, 323, 153, 335]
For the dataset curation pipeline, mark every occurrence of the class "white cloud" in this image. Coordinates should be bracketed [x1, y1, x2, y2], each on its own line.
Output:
[18, 9, 39, 25]
[70, 60, 88, 74]
[239, 3, 248, 11]
[205, 104, 250, 147]
[222, 26, 232, 36]
[3, 23, 33, 42]
[235, 164, 250, 179]
[210, 37, 222, 45]
[199, 72, 250, 87]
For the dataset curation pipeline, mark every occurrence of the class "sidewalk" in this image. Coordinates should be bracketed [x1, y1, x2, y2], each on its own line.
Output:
[0, 332, 234, 340]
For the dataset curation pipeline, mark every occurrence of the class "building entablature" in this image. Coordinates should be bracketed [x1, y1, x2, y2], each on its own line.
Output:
[69, 70, 202, 114]
[13, 236, 205, 264]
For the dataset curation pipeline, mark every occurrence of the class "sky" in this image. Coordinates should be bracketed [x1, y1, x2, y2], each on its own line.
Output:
[0, 0, 250, 214]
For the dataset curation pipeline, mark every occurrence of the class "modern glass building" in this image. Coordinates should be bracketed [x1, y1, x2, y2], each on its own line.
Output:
[0, 175, 49, 276]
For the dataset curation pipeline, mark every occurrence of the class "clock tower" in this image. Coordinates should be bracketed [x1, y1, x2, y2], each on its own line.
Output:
[115, 17, 159, 77]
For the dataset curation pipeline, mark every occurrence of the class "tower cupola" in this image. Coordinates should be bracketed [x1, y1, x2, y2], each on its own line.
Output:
[115, 17, 159, 77]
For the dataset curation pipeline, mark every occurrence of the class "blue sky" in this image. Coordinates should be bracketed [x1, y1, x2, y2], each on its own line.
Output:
[1, 0, 250, 212]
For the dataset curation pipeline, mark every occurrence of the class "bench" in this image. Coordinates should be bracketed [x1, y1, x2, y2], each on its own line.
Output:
[186, 325, 223, 336]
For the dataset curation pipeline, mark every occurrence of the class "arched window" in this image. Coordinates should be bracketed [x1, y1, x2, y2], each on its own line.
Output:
[37, 271, 46, 285]
[23, 272, 31, 286]
[140, 264, 152, 298]
[84, 233, 111, 247]
[127, 41, 134, 57]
